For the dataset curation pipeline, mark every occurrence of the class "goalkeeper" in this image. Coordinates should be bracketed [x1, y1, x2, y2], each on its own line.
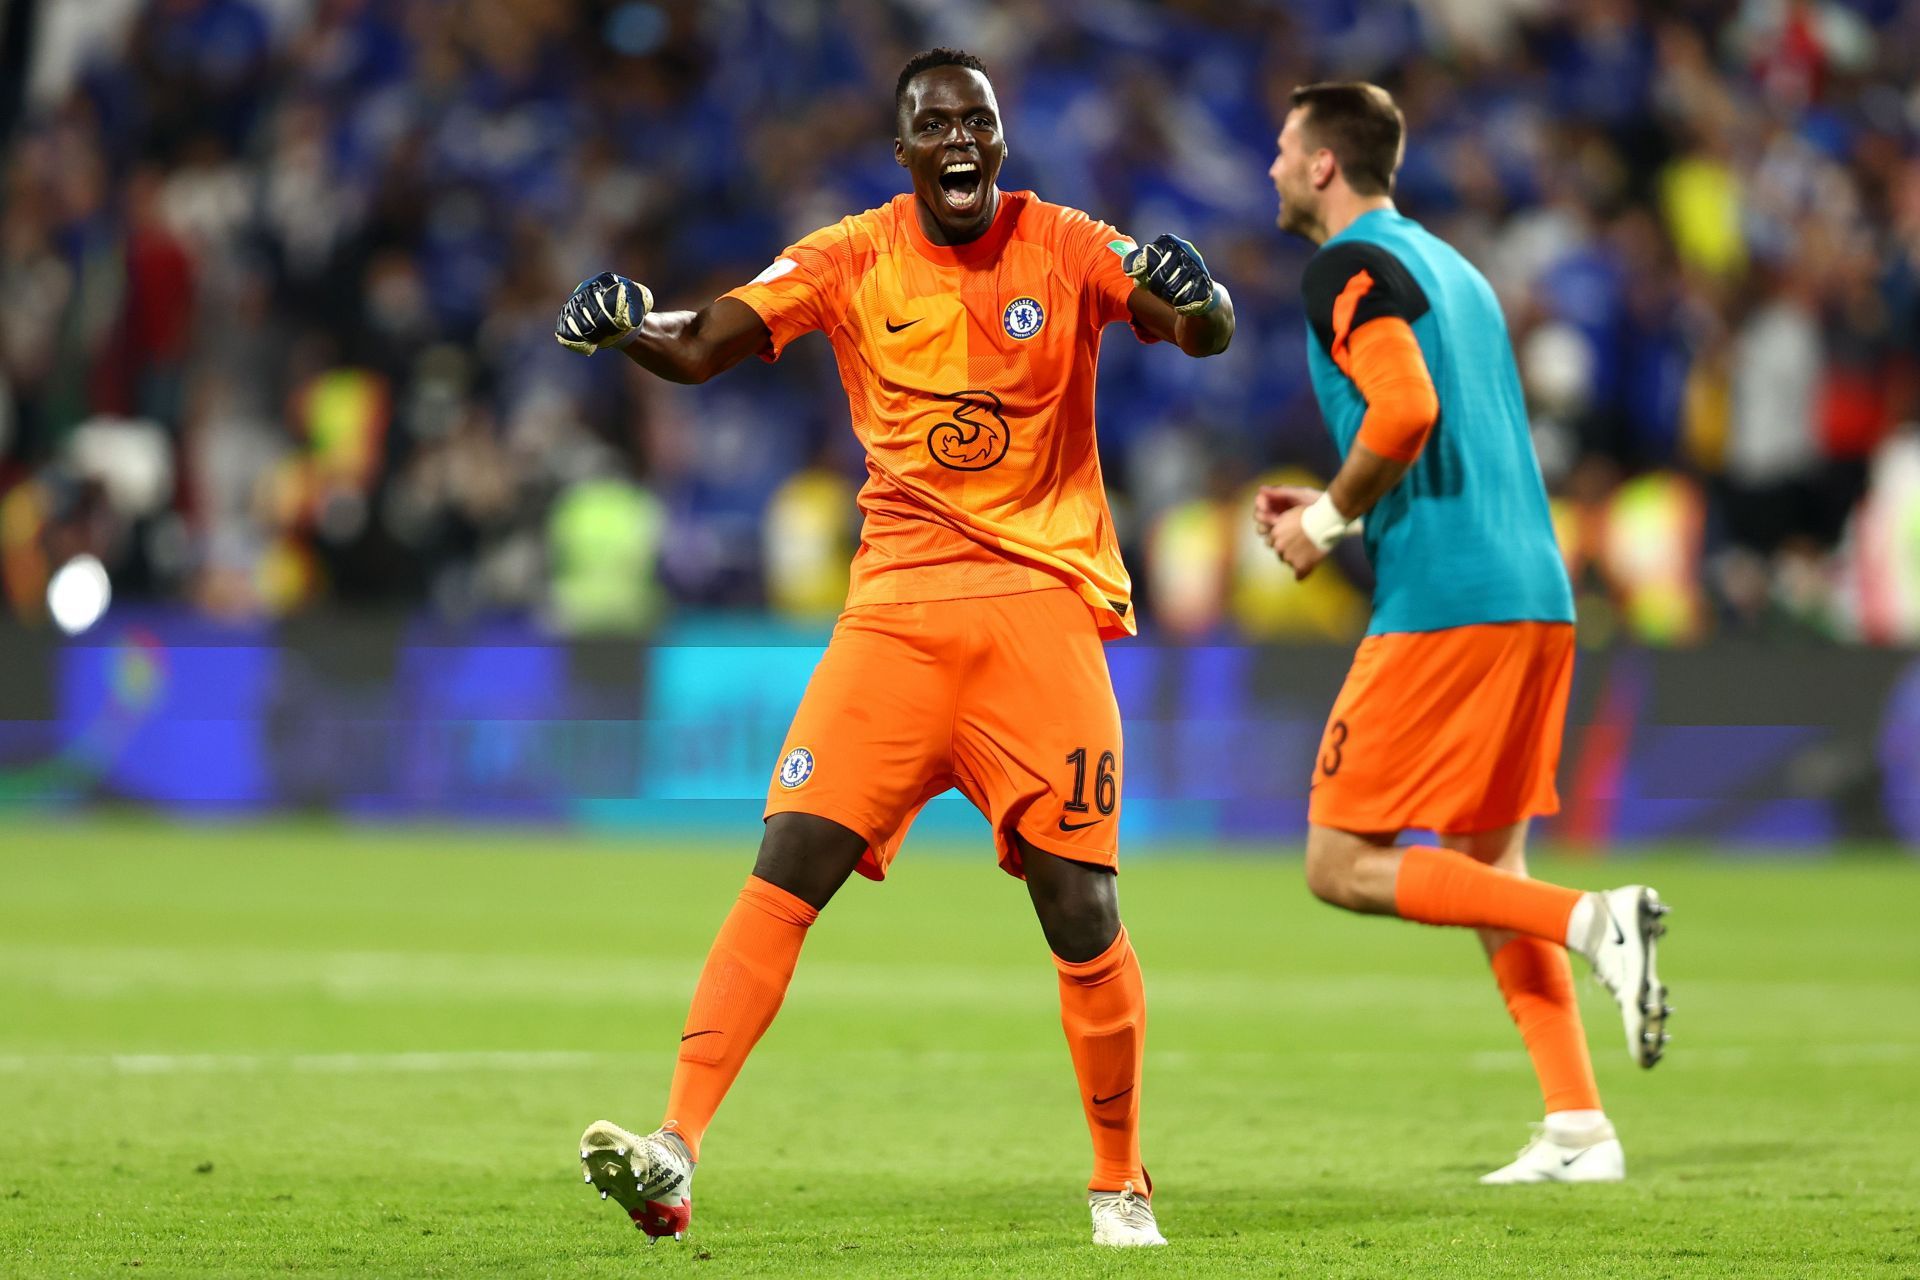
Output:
[556, 48, 1232, 1248]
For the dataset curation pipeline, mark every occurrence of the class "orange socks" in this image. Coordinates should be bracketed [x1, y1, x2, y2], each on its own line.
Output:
[1055, 926, 1148, 1193]
[1394, 845, 1582, 943]
[1490, 936, 1602, 1113]
[1393, 851, 1600, 1115]
[661, 876, 818, 1161]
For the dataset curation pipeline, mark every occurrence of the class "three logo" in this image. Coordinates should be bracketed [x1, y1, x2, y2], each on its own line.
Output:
[928, 390, 1011, 471]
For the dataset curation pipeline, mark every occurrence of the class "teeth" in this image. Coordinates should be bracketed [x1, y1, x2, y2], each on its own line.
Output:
[941, 161, 977, 174]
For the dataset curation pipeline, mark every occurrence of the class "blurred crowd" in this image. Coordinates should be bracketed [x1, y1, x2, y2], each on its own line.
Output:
[3, 0, 1919, 643]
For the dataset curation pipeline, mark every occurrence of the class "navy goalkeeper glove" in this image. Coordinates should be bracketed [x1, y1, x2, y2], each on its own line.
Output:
[1123, 233, 1217, 315]
[554, 271, 653, 355]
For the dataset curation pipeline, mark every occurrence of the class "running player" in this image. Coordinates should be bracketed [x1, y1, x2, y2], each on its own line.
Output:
[1257, 83, 1670, 1184]
[555, 49, 1233, 1244]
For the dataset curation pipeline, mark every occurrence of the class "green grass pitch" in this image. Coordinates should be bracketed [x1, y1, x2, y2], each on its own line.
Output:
[3, 822, 1917, 1277]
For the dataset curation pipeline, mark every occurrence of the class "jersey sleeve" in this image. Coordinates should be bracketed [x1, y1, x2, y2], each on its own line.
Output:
[1301, 240, 1432, 378]
[722, 220, 853, 362]
[1346, 317, 1440, 462]
[1056, 207, 1147, 335]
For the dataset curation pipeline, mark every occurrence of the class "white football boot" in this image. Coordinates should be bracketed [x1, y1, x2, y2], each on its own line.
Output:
[581, 1121, 695, 1241]
[1089, 1181, 1166, 1246]
[1575, 885, 1671, 1067]
[1480, 1120, 1625, 1184]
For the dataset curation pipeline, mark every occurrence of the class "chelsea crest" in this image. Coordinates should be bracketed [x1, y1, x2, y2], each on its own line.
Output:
[778, 747, 815, 789]
[1002, 296, 1045, 340]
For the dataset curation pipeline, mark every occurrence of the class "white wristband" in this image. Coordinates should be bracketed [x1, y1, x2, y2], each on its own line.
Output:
[1300, 492, 1359, 551]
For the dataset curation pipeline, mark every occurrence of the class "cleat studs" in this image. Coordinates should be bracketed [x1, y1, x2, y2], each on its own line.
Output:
[584, 1172, 592, 1183]
[614, 1146, 626, 1157]
[674, 1231, 685, 1242]
[600, 1190, 608, 1200]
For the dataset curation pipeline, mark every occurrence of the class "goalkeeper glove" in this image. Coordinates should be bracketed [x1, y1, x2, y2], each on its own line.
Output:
[1123, 233, 1217, 315]
[554, 271, 653, 355]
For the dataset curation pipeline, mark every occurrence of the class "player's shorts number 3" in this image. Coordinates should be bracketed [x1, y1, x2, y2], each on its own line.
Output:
[1320, 719, 1348, 778]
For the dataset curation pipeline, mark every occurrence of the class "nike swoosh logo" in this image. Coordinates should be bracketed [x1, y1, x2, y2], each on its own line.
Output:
[1560, 1146, 1594, 1167]
[680, 1030, 722, 1042]
[1091, 1087, 1133, 1107]
[885, 318, 921, 332]
[1058, 817, 1104, 832]
[1609, 911, 1626, 946]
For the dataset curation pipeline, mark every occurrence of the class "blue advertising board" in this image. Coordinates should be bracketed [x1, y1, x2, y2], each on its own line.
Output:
[10, 612, 1914, 851]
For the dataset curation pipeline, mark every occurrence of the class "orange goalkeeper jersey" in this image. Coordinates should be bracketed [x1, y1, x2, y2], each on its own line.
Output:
[725, 190, 1146, 637]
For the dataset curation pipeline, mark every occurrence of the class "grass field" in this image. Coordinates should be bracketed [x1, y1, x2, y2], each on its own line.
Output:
[2, 822, 1917, 1277]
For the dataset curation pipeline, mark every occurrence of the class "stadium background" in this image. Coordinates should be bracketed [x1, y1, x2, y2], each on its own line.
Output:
[3, 0, 1920, 845]
[2, 2, 1918, 1276]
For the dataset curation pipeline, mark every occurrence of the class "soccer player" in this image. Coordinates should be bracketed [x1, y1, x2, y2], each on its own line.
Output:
[554, 49, 1233, 1245]
[1256, 83, 1670, 1184]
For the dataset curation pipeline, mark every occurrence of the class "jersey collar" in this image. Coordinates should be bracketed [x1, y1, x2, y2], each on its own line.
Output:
[1329, 206, 1402, 245]
[900, 189, 1021, 266]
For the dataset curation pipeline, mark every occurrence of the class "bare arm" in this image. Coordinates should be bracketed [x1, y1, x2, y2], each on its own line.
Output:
[619, 296, 772, 385]
[1325, 441, 1410, 522]
[1127, 284, 1235, 357]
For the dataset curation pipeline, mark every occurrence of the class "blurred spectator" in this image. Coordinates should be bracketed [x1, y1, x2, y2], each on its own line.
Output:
[547, 471, 666, 636]
[1837, 427, 1920, 644]
[1722, 266, 1825, 557]
[761, 459, 857, 623]
[2, 0, 1918, 645]
[1226, 469, 1370, 642]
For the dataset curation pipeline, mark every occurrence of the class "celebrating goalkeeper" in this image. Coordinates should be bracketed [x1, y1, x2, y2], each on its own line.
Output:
[556, 48, 1232, 1247]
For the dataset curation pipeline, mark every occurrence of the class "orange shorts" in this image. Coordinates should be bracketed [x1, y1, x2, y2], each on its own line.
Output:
[765, 587, 1122, 881]
[1308, 621, 1574, 836]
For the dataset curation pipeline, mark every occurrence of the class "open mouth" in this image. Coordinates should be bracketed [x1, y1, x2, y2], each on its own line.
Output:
[937, 159, 984, 213]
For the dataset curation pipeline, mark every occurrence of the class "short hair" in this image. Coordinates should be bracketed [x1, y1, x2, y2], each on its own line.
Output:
[1289, 82, 1405, 197]
[895, 48, 989, 125]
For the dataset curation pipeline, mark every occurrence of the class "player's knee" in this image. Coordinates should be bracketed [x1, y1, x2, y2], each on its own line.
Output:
[1043, 900, 1119, 964]
[1303, 844, 1353, 908]
[1052, 905, 1121, 967]
[752, 813, 867, 910]
[1022, 845, 1120, 963]
[1302, 831, 1374, 911]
